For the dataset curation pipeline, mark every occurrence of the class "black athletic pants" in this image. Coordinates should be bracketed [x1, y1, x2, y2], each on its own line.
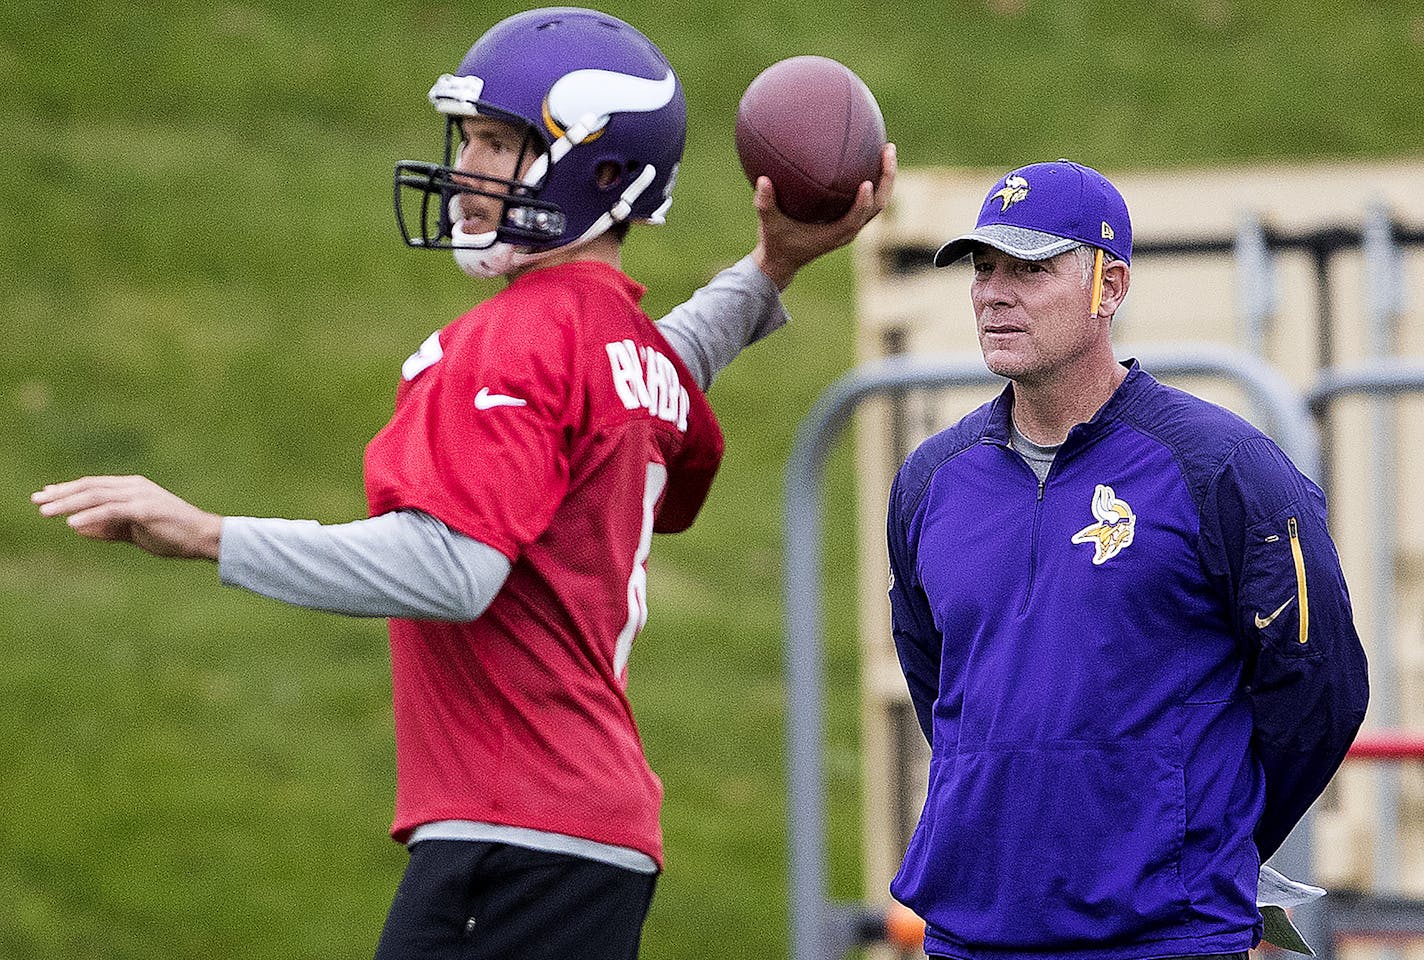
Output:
[374, 839, 658, 960]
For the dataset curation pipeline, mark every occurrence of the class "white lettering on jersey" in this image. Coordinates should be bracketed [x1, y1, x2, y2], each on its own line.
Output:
[402, 330, 444, 381]
[605, 340, 689, 432]
[606, 340, 652, 410]
[614, 461, 668, 680]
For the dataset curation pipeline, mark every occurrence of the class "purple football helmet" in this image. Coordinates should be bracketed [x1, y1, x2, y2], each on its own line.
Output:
[393, 7, 687, 277]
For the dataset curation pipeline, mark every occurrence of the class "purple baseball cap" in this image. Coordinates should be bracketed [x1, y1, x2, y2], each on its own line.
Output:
[933, 159, 1132, 266]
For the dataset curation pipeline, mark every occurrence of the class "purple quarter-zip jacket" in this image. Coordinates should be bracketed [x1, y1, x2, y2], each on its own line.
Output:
[886, 361, 1367, 960]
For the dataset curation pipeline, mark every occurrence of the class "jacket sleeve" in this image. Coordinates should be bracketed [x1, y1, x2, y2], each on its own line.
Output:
[887, 466, 941, 746]
[1201, 436, 1369, 860]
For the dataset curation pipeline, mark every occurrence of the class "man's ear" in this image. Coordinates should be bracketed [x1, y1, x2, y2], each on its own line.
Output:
[1096, 260, 1130, 320]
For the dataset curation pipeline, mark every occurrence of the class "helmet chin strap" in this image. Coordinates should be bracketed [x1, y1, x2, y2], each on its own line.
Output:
[452, 237, 519, 279]
[450, 113, 659, 279]
[449, 200, 508, 278]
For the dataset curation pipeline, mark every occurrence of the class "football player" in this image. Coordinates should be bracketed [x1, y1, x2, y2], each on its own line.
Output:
[33, 8, 894, 959]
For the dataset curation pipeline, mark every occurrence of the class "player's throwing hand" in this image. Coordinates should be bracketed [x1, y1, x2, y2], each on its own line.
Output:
[752, 142, 897, 289]
[32, 476, 222, 560]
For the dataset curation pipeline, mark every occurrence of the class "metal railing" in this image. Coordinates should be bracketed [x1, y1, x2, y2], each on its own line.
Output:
[1302, 364, 1424, 960]
[1304, 735, 1424, 960]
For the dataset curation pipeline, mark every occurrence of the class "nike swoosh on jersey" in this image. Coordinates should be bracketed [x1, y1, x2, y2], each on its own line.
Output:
[474, 388, 528, 411]
[1254, 595, 1296, 629]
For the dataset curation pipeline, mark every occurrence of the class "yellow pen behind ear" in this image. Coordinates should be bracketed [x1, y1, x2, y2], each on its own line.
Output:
[1090, 247, 1105, 317]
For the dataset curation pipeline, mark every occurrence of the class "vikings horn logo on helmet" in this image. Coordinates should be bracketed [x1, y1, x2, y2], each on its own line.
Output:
[1071, 484, 1136, 565]
[545, 68, 678, 137]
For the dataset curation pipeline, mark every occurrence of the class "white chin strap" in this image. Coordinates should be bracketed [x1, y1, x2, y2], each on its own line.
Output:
[448, 112, 661, 279]
[449, 212, 512, 279]
[451, 228, 520, 279]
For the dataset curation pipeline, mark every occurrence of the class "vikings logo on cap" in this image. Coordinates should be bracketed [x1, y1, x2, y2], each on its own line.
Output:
[991, 175, 1029, 212]
[1071, 484, 1136, 565]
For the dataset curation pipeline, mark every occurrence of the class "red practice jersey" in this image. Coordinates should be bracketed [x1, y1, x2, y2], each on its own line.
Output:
[363, 261, 724, 865]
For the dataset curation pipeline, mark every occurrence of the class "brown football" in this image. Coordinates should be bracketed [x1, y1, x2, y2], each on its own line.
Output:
[734, 56, 886, 223]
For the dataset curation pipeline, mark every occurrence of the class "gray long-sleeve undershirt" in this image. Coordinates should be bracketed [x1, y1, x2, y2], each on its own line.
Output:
[219, 510, 512, 620]
[655, 254, 787, 392]
[218, 255, 788, 620]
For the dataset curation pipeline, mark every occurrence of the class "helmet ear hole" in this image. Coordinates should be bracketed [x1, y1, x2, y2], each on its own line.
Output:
[595, 160, 623, 191]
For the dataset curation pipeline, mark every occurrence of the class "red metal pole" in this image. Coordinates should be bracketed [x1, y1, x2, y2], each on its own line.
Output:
[1346, 733, 1424, 761]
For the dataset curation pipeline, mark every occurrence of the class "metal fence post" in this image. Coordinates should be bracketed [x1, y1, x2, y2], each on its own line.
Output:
[1363, 202, 1404, 910]
[1235, 211, 1277, 356]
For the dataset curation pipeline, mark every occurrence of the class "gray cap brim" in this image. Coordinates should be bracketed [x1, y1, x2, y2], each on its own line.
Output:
[933, 223, 1083, 267]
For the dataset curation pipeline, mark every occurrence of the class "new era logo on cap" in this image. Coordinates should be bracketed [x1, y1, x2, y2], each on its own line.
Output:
[933, 159, 1132, 267]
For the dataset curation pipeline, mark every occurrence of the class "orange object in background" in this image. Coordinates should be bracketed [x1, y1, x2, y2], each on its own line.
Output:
[884, 903, 926, 952]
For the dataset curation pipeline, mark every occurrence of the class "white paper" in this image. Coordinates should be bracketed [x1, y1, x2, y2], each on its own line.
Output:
[1258, 864, 1326, 956]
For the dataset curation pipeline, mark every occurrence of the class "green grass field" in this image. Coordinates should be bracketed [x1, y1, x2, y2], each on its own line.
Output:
[4, 2, 1423, 957]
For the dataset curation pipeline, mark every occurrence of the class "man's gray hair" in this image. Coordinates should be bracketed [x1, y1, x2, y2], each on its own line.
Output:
[1071, 245, 1120, 287]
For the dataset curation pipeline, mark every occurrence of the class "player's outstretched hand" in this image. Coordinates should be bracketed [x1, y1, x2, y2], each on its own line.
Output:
[32, 475, 222, 560]
[752, 141, 897, 290]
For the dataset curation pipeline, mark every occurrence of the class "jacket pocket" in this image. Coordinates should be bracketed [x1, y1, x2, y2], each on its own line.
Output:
[1243, 504, 1314, 655]
[895, 739, 1191, 950]
[1286, 516, 1309, 645]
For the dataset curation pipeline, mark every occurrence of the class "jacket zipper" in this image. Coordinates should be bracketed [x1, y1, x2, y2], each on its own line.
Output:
[1287, 516, 1309, 644]
[1018, 476, 1047, 615]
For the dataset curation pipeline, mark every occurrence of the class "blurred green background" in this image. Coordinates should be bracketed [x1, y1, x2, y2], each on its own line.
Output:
[4, 1, 1423, 957]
